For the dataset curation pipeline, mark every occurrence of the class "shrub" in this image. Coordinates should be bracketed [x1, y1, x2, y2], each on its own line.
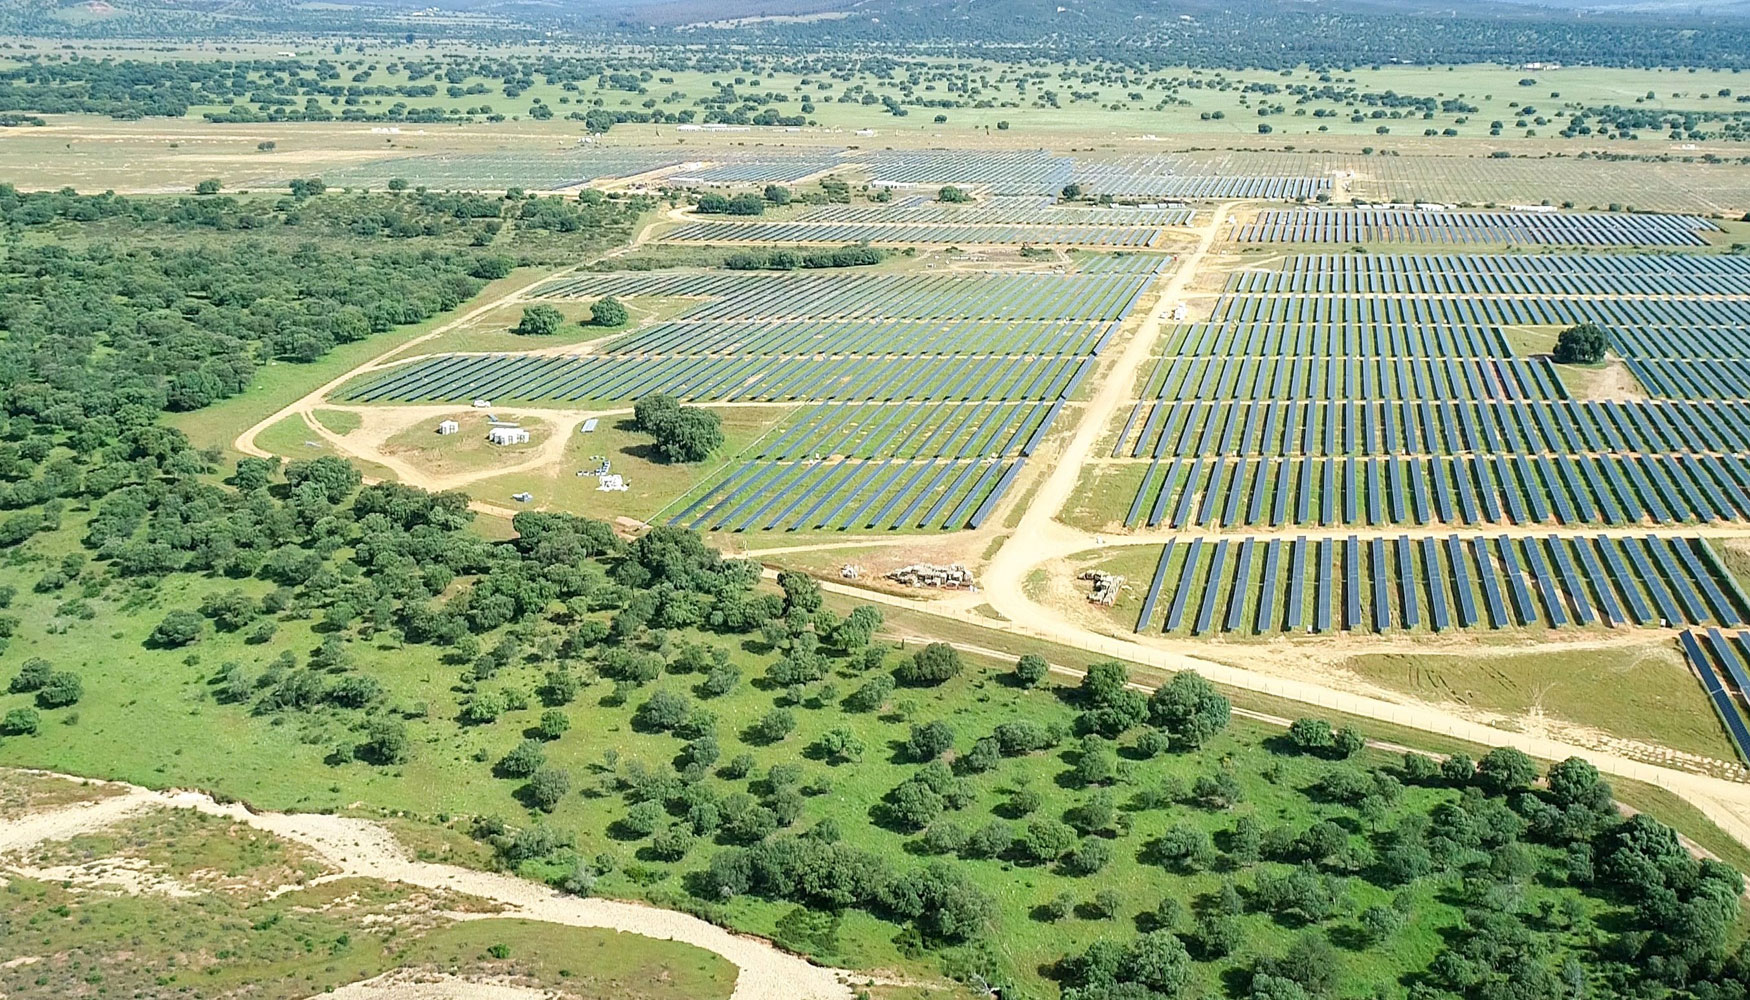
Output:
[842, 674, 894, 712]
[896, 643, 961, 686]
[513, 304, 564, 336]
[1, 706, 39, 736]
[525, 767, 571, 812]
[149, 610, 205, 648]
[905, 720, 955, 761]
[1149, 671, 1230, 750]
[630, 396, 723, 465]
[35, 671, 82, 709]
[536, 710, 570, 740]
[1332, 725, 1366, 759]
[1014, 653, 1048, 687]
[498, 739, 547, 777]
[9, 657, 51, 693]
[726, 193, 765, 216]
[359, 719, 410, 764]
[1287, 718, 1335, 754]
[1477, 747, 1539, 794]
[750, 708, 796, 744]
[589, 296, 629, 327]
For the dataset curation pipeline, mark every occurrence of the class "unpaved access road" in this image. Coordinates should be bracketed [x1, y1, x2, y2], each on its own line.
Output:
[0, 774, 874, 1000]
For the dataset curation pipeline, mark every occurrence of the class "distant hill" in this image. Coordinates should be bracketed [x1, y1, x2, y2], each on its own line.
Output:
[578, 0, 1750, 68]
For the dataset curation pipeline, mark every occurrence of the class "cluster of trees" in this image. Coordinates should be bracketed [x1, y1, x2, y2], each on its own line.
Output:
[0, 187, 641, 480]
[1553, 321, 1608, 365]
[512, 298, 625, 335]
[631, 393, 724, 464]
[724, 247, 885, 271]
[694, 192, 766, 216]
[1048, 726, 1750, 1000]
[3, 657, 82, 739]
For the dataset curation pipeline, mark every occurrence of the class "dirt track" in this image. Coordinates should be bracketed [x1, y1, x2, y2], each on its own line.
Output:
[0, 774, 869, 1000]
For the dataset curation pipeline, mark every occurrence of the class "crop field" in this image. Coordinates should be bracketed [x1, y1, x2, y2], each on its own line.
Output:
[344, 263, 1162, 533]
[1129, 534, 1748, 636]
[659, 219, 1167, 246]
[1234, 208, 1719, 245]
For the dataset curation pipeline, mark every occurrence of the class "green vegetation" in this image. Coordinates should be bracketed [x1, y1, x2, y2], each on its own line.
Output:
[515, 304, 566, 336]
[632, 394, 725, 464]
[589, 296, 630, 328]
[3, 18, 1750, 1000]
[1553, 321, 1608, 365]
[1, 423, 1745, 995]
[1, 871, 732, 1000]
[724, 247, 887, 271]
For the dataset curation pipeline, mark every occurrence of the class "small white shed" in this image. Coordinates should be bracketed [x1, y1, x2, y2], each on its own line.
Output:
[436, 420, 459, 435]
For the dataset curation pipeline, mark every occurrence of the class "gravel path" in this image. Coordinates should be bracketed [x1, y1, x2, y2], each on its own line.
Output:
[0, 774, 863, 1000]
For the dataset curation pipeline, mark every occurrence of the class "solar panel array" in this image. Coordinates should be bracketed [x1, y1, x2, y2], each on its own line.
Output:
[1133, 535, 1746, 636]
[346, 264, 1162, 534]
[1108, 250, 1750, 636]
[858, 149, 1327, 201]
[667, 151, 847, 184]
[1234, 209, 1719, 246]
[321, 148, 692, 191]
[792, 202, 1196, 227]
[1072, 155, 1328, 200]
[660, 220, 1165, 247]
[1678, 629, 1750, 764]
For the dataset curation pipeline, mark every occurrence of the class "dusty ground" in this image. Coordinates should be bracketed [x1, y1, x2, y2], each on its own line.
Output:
[310, 973, 561, 1000]
[0, 772, 886, 1000]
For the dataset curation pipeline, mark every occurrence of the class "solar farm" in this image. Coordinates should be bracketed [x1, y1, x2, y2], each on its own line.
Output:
[342, 264, 1162, 533]
[1234, 208, 1721, 246]
[1086, 251, 1750, 629]
[859, 149, 1332, 199]
[289, 146, 1750, 771]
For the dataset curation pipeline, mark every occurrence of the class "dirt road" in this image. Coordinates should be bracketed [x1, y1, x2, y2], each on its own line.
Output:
[756, 190, 1750, 850]
[0, 775, 866, 1000]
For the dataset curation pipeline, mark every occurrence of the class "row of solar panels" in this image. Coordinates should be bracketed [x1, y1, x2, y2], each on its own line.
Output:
[1121, 452, 1750, 530]
[1131, 534, 1746, 636]
[1677, 629, 1750, 766]
[1112, 398, 1750, 461]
